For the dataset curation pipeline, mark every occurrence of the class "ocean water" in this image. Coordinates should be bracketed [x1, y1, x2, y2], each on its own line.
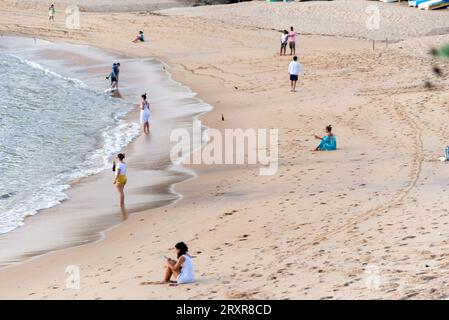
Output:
[0, 37, 212, 267]
[0, 50, 138, 234]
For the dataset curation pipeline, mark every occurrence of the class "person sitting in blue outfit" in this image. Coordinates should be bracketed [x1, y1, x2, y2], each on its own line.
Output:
[314, 124, 336, 151]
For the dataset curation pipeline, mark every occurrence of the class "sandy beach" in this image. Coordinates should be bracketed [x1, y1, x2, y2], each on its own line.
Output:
[1, 0, 449, 299]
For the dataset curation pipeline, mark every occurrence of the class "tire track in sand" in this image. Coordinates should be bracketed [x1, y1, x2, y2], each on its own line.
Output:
[273, 99, 424, 265]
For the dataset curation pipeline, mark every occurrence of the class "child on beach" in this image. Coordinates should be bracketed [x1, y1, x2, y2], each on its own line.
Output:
[280, 30, 289, 56]
[48, 4, 55, 22]
[113, 62, 120, 88]
[133, 31, 145, 43]
[288, 56, 303, 92]
[288, 26, 297, 56]
[113, 153, 127, 221]
[106, 63, 119, 90]
[163, 242, 195, 284]
[314, 125, 337, 151]
[140, 93, 151, 134]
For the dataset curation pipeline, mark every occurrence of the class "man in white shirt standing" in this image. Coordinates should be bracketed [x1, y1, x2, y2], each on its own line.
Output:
[288, 56, 303, 92]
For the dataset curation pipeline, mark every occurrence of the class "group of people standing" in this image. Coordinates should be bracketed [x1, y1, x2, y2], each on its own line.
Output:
[280, 26, 297, 56]
[281, 27, 303, 92]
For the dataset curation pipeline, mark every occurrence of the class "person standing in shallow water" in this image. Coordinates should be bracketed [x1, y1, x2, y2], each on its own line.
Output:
[140, 93, 150, 134]
[113, 63, 120, 88]
[113, 153, 127, 221]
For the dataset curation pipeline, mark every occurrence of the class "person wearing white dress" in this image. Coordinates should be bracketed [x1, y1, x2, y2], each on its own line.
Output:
[164, 242, 195, 284]
[140, 93, 150, 134]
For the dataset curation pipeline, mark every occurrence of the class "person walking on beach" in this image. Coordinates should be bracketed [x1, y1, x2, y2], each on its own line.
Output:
[163, 242, 195, 284]
[288, 26, 297, 56]
[280, 30, 289, 56]
[48, 4, 55, 22]
[113, 153, 127, 221]
[140, 93, 151, 134]
[288, 56, 303, 92]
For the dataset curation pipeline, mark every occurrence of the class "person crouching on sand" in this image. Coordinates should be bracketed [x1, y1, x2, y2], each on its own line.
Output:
[163, 242, 195, 284]
[140, 93, 151, 134]
[113, 153, 127, 221]
[288, 56, 303, 92]
[314, 125, 336, 151]
[133, 31, 145, 43]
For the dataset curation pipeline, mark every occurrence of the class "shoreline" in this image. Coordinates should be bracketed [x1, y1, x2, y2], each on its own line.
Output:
[0, 36, 210, 269]
[1, 0, 449, 299]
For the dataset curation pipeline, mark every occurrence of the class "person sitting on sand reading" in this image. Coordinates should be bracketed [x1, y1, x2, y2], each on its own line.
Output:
[133, 31, 145, 43]
[280, 30, 289, 56]
[113, 153, 127, 221]
[48, 4, 55, 22]
[314, 125, 336, 151]
[288, 56, 303, 92]
[163, 242, 195, 284]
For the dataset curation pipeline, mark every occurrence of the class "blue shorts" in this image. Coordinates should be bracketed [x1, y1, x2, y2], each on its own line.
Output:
[290, 74, 298, 81]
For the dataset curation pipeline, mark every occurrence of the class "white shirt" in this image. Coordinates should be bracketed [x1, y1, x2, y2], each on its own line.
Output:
[177, 254, 195, 284]
[288, 61, 303, 76]
[116, 162, 127, 175]
[281, 33, 288, 44]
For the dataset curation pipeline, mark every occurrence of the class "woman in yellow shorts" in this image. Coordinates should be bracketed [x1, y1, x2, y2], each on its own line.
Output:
[113, 153, 127, 220]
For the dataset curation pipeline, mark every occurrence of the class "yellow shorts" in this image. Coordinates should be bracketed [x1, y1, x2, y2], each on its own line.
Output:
[116, 175, 127, 186]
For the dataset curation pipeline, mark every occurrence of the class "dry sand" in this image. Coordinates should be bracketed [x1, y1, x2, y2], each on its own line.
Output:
[1, 0, 449, 299]
[6, 0, 195, 12]
[161, 0, 449, 40]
